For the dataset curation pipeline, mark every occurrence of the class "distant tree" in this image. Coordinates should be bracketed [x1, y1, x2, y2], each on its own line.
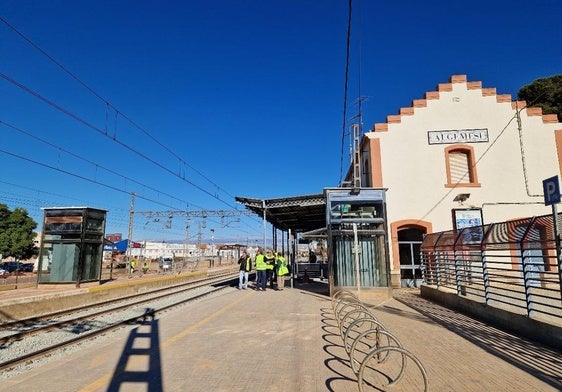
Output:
[518, 74, 562, 121]
[0, 203, 38, 261]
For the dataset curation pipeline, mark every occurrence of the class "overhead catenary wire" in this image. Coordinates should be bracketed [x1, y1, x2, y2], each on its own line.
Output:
[339, 0, 353, 186]
[356, 0, 364, 136]
[0, 16, 293, 243]
[0, 71, 236, 209]
[0, 119, 207, 211]
[0, 149, 261, 239]
[0, 187, 257, 241]
[0, 148, 182, 211]
[0, 179, 97, 207]
[0, 16, 236, 202]
[0, 189, 186, 237]
[0, 149, 262, 238]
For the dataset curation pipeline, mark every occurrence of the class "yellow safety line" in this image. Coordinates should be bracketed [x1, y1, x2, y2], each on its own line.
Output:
[78, 290, 253, 392]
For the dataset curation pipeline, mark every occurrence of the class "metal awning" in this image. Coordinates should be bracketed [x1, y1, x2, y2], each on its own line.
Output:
[235, 194, 326, 234]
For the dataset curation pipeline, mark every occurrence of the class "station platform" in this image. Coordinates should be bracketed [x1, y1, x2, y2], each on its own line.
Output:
[1, 279, 561, 391]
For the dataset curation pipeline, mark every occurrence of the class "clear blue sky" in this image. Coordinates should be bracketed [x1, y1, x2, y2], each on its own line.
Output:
[1, 0, 561, 244]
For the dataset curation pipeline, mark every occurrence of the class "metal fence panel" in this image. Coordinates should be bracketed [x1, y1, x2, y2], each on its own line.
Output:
[421, 212, 562, 327]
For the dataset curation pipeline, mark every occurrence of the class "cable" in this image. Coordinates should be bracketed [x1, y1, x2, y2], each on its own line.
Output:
[0, 148, 181, 210]
[339, 0, 353, 186]
[357, 0, 363, 134]
[414, 80, 559, 225]
[0, 179, 93, 206]
[0, 188, 240, 241]
[0, 71, 236, 209]
[0, 150, 260, 238]
[117, 109, 236, 200]
[0, 16, 236, 201]
[0, 119, 206, 210]
[417, 112, 520, 223]
[0, 119, 262, 228]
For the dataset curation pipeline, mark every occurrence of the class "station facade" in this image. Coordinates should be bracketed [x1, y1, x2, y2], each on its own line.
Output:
[351, 74, 562, 288]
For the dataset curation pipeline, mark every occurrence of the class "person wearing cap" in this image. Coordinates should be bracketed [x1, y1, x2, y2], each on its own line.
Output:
[237, 250, 251, 289]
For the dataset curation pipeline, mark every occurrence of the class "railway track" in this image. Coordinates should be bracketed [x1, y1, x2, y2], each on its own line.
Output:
[0, 271, 238, 375]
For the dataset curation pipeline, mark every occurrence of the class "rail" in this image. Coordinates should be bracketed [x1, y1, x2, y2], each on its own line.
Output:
[331, 289, 429, 391]
[0, 272, 237, 372]
[421, 213, 562, 327]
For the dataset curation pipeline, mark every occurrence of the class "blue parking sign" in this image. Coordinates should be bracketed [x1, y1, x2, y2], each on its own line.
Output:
[543, 175, 561, 206]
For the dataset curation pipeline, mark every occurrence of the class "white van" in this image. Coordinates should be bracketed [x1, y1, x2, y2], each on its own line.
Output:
[159, 255, 174, 272]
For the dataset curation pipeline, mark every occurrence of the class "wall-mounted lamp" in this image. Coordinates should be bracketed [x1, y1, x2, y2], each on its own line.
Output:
[453, 193, 470, 204]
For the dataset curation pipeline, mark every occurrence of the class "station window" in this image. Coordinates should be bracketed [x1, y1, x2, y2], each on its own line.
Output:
[329, 201, 381, 221]
[362, 156, 371, 187]
[445, 145, 480, 187]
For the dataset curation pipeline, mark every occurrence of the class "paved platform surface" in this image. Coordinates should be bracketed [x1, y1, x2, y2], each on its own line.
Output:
[1, 280, 562, 391]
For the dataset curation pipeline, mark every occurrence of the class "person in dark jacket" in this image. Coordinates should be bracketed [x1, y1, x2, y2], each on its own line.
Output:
[254, 248, 267, 291]
[264, 249, 276, 289]
[238, 250, 251, 289]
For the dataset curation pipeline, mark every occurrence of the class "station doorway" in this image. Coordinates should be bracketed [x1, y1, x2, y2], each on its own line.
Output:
[397, 227, 425, 288]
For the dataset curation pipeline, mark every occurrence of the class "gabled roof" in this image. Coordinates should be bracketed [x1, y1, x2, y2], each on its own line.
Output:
[235, 194, 326, 234]
[370, 74, 559, 133]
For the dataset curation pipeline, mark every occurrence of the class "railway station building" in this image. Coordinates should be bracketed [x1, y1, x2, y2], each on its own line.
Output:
[238, 74, 562, 296]
[353, 74, 562, 288]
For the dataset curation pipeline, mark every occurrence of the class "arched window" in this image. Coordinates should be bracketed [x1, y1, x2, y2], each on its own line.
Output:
[445, 145, 480, 187]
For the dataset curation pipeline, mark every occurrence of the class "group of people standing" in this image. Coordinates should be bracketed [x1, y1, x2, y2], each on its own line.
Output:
[238, 248, 289, 291]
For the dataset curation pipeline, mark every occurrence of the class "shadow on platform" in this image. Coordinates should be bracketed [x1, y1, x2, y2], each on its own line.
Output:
[393, 290, 562, 390]
[319, 305, 358, 391]
[107, 308, 163, 392]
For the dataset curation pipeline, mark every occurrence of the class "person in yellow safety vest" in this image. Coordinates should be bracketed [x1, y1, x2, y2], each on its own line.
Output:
[275, 253, 289, 291]
[254, 248, 267, 291]
[237, 250, 251, 289]
[129, 258, 136, 277]
[264, 249, 276, 289]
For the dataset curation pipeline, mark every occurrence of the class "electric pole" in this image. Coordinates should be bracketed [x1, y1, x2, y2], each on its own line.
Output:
[127, 191, 135, 256]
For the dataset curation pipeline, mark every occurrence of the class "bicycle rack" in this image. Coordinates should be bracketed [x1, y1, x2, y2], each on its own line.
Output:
[331, 289, 430, 391]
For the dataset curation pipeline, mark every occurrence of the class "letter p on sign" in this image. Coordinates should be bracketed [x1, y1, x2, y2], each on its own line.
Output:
[543, 175, 561, 206]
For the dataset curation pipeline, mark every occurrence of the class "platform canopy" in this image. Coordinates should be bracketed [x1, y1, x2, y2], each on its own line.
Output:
[235, 194, 326, 234]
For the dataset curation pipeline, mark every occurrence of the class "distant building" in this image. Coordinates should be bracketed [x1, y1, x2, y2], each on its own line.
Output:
[105, 240, 241, 260]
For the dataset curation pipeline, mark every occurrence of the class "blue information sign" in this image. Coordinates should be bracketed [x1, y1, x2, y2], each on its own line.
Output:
[543, 175, 561, 206]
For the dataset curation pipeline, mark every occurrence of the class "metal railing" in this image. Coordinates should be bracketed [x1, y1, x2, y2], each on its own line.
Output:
[421, 213, 562, 327]
[331, 289, 429, 391]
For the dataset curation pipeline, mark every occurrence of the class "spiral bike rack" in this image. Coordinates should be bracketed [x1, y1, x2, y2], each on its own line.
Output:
[358, 346, 429, 392]
[339, 308, 381, 343]
[334, 295, 363, 321]
[349, 327, 403, 376]
[331, 289, 429, 391]
[343, 316, 387, 355]
[337, 304, 378, 332]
